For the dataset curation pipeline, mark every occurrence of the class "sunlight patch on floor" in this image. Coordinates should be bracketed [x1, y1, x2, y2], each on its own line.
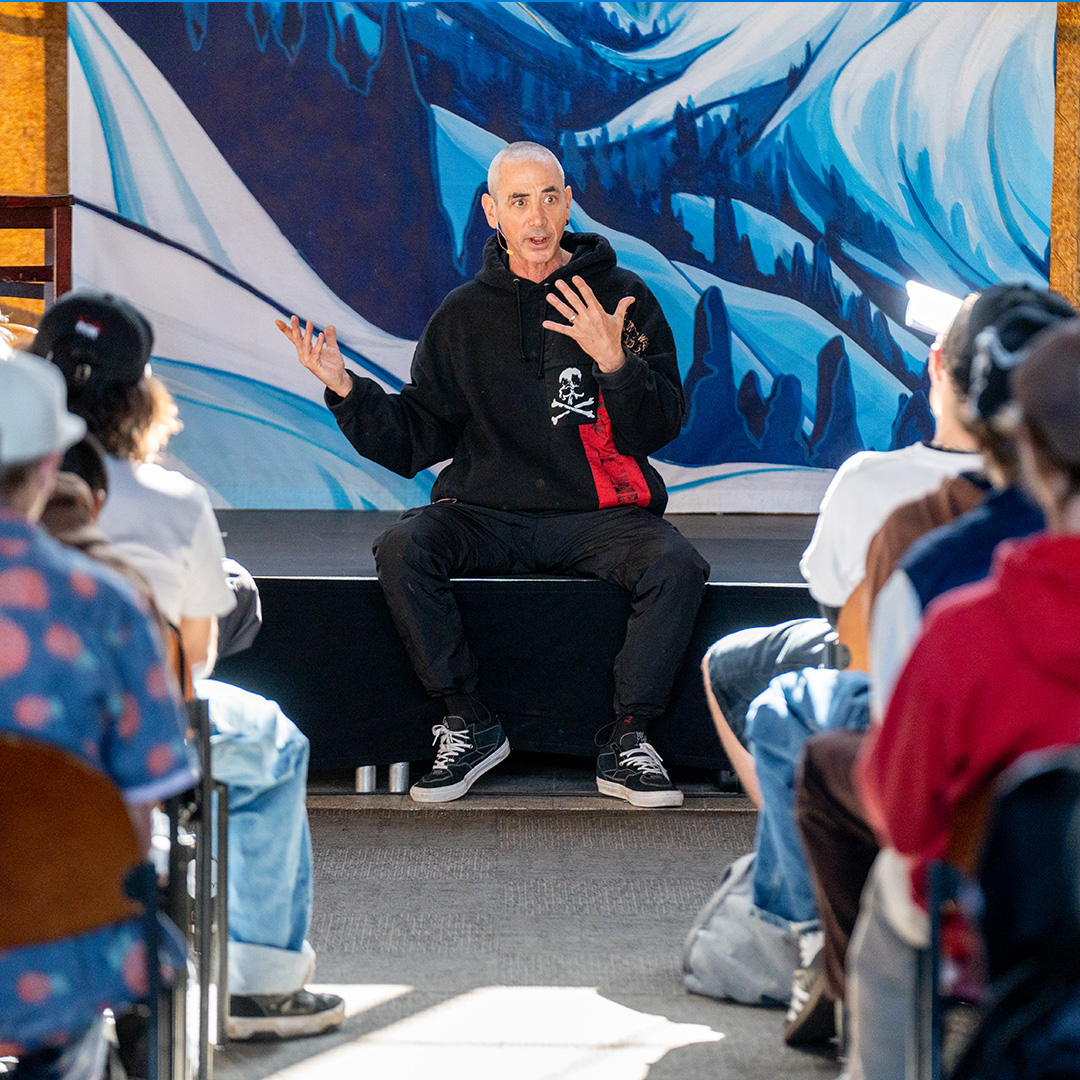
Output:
[304, 983, 413, 1019]
[269, 985, 723, 1080]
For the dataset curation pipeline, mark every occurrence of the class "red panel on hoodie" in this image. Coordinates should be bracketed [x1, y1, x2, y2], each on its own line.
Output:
[578, 392, 651, 508]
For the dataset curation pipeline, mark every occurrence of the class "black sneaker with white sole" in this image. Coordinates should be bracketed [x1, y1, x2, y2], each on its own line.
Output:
[783, 929, 835, 1046]
[409, 713, 510, 803]
[596, 730, 684, 807]
[227, 988, 345, 1040]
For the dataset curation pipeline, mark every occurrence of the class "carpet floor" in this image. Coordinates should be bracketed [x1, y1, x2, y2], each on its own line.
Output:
[216, 807, 840, 1080]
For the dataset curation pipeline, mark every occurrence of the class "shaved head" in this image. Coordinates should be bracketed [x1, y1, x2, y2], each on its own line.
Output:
[487, 142, 564, 202]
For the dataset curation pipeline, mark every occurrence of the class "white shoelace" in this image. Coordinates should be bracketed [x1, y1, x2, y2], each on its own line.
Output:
[618, 739, 671, 780]
[430, 723, 472, 771]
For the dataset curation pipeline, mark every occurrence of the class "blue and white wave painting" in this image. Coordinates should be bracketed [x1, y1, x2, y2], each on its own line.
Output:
[67, 2, 1055, 510]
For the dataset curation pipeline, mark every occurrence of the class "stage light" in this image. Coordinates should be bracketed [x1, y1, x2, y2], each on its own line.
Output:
[905, 281, 964, 336]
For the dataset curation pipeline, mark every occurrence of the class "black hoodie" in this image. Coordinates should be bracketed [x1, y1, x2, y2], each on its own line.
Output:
[326, 232, 683, 514]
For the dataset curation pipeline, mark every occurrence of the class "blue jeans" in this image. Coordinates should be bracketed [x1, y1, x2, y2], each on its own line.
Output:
[704, 618, 834, 745]
[198, 680, 316, 996]
[746, 667, 870, 923]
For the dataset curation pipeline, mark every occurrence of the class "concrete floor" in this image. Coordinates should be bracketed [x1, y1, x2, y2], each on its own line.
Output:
[214, 760, 841, 1080]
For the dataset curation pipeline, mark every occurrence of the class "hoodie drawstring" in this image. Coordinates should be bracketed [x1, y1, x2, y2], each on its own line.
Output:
[514, 280, 527, 366]
[514, 278, 547, 379]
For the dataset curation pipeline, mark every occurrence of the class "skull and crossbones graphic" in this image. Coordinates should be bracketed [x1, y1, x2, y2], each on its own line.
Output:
[551, 367, 596, 426]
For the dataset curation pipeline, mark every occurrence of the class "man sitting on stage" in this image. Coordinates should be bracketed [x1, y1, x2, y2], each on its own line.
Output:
[279, 141, 709, 806]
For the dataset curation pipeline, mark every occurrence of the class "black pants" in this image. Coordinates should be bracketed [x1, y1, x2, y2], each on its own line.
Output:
[373, 502, 710, 722]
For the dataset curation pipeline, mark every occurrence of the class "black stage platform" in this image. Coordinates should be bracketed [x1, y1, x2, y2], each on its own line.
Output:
[214, 512, 818, 774]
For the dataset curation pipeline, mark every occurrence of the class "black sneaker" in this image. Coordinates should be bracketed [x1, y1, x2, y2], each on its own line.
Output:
[227, 988, 345, 1040]
[783, 929, 835, 1046]
[409, 714, 510, 803]
[596, 731, 684, 807]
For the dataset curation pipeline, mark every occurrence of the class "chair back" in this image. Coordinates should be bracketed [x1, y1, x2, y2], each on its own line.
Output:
[0, 733, 141, 949]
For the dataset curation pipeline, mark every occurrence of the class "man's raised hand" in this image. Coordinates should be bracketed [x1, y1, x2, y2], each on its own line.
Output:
[542, 276, 634, 373]
[275, 315, 353, 399]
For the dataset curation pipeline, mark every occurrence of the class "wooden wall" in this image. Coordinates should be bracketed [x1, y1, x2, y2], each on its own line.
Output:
[0, 1, 66, 322]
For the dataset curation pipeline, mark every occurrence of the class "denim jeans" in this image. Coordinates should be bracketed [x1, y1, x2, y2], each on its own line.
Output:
[745, 667, 870, 923]
[704, 618, 834, 745]
[198, 680, 316, 996]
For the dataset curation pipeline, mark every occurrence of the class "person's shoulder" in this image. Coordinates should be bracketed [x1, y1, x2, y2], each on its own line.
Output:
[111, 458, 214, 518]
[29, 524, 146, 613]
[131, 461, 206, 502]
[424, 280, 489, 329]
[834, 446, 919, 480]
[920, 572, 999, 643]
[830, 443, 966, 494]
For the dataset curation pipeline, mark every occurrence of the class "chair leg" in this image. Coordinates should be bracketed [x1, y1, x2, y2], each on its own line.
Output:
[213, 782, 230, 1047]
[355, 765, 377, 792]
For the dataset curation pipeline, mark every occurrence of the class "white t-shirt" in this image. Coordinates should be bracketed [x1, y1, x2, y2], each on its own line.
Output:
[798, 443, 982, 608]
[98, 457, 235, 628]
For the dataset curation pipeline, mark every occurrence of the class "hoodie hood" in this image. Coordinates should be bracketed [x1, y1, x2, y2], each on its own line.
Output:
[475, 231, 617, 291]
[997, 533, 1080, 683]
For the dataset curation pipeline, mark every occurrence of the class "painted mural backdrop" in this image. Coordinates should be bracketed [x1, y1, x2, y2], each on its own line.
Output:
[67, 2, 1055, 510]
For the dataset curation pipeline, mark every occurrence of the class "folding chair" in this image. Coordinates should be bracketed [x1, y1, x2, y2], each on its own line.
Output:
[908, 777, 999, 1080]
[949, 747, 1080, 1080]
[160, 636, 230, 1080]
[909, 749, 1080, 1080]
[0, 733, 178, 1079]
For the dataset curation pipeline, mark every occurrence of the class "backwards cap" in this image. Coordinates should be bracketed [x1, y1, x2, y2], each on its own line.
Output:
[965, 285, 1076, 423]
[30, 290, 154, 387]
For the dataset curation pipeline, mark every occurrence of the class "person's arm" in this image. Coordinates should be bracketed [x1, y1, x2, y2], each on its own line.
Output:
[543, 276, 684, 456]
[277, 314, 460, 476]
[701, 654, 762, 807]
[180, 614, 217, 681]
[127, 802, 155, 856]
[799, 456, 865, 608]
[856, 609, 962, 858]
[868, 570, 925, 722]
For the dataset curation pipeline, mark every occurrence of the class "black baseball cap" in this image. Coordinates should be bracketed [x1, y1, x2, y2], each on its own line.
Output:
[30, 290, 154, 386]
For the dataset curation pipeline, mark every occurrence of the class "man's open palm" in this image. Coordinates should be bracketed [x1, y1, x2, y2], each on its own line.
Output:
[275, 315, 353, 398]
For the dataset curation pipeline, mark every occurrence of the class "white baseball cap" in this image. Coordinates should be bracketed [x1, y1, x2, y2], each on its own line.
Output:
[0, 351, 87, 465]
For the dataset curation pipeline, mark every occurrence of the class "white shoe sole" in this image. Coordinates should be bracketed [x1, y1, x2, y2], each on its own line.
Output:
[409, 738, 511, 803]
[596, 778, 685, 807]
[227, 999, 345, 1040]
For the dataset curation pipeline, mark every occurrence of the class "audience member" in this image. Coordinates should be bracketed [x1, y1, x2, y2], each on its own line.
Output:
[686, 295, 987, 1041]
[794, 286, 1074, 1032]
[30, 292, 344, 1041]
[851, 314, 1080, 1080]
[703, 301, 982, 805]
[0, 353, 194, 1071]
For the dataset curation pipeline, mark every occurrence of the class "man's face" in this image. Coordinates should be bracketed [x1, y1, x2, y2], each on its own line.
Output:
[481, 158, 572, 278]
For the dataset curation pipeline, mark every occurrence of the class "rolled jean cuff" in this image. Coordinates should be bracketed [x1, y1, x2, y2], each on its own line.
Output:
[228, 939, 316, 997]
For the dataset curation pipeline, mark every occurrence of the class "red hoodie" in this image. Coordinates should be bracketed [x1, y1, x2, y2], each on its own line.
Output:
[858, 532, 1080, 903]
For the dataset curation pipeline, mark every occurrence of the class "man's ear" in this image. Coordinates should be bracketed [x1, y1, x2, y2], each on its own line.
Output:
[481, 192, 498, 229]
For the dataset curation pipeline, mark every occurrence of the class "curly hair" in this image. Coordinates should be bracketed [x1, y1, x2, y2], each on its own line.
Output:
[65, 375, 182, 463]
